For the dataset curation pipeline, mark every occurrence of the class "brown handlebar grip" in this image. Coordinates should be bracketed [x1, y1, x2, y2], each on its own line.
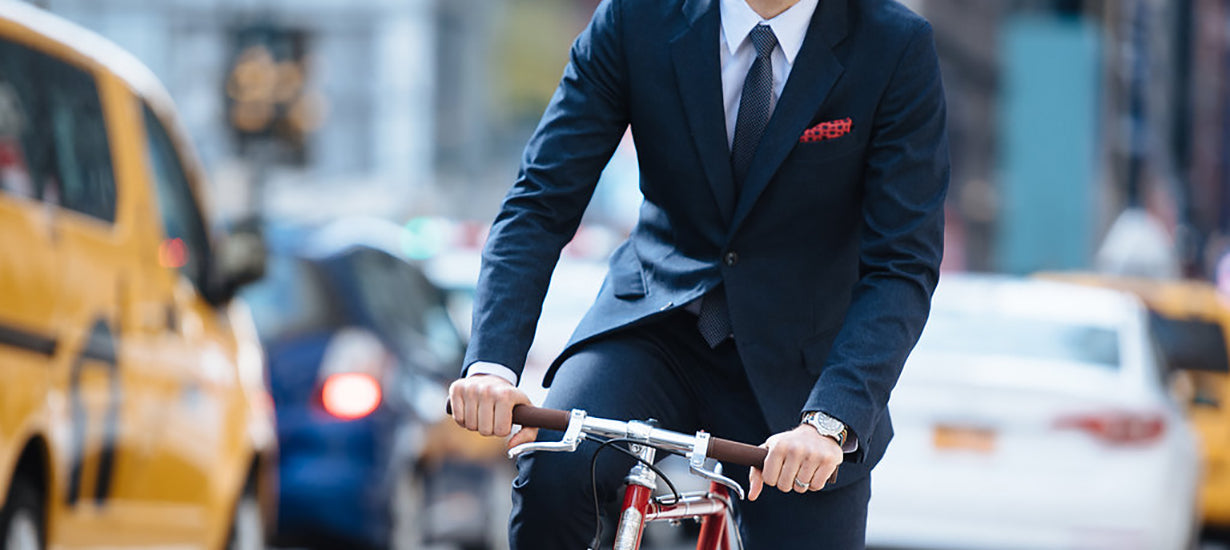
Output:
[444, 402, 570, 432]
[510, 405, 570, 432]
[708, 437, 767, 469]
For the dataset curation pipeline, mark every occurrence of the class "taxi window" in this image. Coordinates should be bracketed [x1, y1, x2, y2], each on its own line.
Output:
[142, 104, 212, 290]
[1149, 313, 1230, 373]
[0, 38, 117, 222]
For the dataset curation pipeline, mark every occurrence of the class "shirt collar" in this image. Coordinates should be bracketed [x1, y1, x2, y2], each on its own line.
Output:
[720, 0, 819, 64]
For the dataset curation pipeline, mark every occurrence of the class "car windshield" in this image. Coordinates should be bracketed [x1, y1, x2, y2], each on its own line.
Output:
[917, 311, 1121, 369]
[347, 250, 464, 378]
[242, 255, 337, 341]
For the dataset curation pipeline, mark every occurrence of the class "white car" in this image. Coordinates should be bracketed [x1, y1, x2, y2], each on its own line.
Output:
[866, 275, 1201, 550]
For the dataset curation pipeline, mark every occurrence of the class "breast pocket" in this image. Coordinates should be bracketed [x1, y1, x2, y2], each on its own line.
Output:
[791, 133, 864, 164]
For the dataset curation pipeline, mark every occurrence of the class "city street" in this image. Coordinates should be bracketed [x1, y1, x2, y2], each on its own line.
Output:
[4, 0, 1230, 549]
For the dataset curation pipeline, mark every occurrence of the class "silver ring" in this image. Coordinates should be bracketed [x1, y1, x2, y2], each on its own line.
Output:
[793, 478, 810, 490]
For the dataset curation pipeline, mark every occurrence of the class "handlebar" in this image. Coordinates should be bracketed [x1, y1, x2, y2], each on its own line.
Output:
[446, 401, 767, 499]
[474, 404, 768, 469]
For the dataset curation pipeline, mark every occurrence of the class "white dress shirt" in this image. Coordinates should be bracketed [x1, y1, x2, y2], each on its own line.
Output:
[467, 0, 820, 388]
[719, 0, 819, 146]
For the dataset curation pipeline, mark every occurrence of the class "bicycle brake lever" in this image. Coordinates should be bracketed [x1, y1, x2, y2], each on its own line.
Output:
[689, 461, 746, 500]
[507, 408, 588, 459]
[688, 431, 747, 500]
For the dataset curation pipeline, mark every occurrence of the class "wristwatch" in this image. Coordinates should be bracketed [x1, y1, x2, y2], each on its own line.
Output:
[801, 411, 848, 448]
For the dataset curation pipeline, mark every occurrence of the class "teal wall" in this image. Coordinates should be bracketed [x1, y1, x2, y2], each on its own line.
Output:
[996, 16, 1101, 274]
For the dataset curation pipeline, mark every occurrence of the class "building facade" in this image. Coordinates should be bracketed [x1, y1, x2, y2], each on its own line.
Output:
[32, 0, 438, 221]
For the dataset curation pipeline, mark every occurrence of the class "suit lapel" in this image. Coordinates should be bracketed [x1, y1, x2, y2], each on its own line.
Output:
[671, 0, 736, 223]
[727, 0, 850, 237]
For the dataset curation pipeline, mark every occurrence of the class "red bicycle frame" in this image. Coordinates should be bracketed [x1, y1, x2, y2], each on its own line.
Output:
[615, 477, 737, 550]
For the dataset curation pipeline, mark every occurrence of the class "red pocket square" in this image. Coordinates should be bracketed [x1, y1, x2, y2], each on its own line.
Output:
[799, 118, 852, 143]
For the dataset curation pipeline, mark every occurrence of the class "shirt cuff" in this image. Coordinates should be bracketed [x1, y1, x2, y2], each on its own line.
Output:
[465, 361, 519, 386]
[841, 432, 859, 454]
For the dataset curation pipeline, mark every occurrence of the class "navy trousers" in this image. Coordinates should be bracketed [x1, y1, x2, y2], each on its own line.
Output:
[510, 311, 870, 549]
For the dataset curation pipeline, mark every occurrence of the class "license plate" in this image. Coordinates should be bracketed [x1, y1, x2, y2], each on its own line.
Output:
[932, 425, 996, 453]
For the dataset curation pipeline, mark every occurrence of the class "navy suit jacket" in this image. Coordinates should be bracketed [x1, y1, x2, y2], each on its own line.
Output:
[465, 0, 949, 476]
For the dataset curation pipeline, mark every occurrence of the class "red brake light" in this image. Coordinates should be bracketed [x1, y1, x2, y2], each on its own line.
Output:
[1054, 412, 1166, 445]
[158, 238, 189, 268]
[320, 373, 382, 420]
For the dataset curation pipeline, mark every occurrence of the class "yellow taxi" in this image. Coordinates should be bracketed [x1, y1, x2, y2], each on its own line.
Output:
[1042, 273, 1230, 529]
[0, 2, 276, 549]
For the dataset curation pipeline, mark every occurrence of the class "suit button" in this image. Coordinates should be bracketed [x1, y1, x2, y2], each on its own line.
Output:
[724, 251, 739, 267]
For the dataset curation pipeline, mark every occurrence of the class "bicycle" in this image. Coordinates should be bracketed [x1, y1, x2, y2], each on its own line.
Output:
[499, 405, 768, 550]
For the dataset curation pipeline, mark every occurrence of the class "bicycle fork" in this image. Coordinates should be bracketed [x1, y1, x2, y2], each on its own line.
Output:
[611, 442, 738, 550]
[612, 442, 657, 550]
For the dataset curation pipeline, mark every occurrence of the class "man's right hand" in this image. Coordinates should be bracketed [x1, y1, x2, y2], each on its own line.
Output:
[448, 374, 537, 449]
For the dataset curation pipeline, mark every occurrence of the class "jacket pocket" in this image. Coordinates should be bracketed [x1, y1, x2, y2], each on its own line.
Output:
[611, 253, 646, 300]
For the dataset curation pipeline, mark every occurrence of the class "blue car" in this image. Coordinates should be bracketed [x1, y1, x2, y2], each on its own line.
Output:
[243, 219, 510, 550]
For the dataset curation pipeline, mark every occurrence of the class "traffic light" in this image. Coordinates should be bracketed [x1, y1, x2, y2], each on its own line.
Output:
[224, 24, 325, 165]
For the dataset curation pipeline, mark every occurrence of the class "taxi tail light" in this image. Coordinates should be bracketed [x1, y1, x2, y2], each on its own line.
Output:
[1053, 411, 1166, 446]
[320, 373, 382, 420]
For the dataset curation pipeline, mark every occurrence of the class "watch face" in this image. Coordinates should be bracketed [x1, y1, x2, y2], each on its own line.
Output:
[808, 413, 843, 434]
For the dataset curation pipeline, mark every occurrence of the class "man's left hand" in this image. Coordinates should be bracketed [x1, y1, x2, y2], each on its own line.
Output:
[749, 425, 843, 500]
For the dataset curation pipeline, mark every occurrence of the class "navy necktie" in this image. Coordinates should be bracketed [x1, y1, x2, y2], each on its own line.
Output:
[730, 24, 779, 188]
[698, 25, 778, 348]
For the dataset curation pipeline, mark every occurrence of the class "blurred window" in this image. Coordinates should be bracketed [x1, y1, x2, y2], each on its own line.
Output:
[0, 38, 116, 221]
[919, 312, 1121, 368]
[347, 249, 464, 377]
[243, 255, 337, 340]
[1148, 313, 1230, 373]
[142, 104, 211, 290]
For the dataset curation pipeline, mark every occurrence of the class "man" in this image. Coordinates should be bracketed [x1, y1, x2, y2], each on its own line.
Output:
[449, 0, 948, 546]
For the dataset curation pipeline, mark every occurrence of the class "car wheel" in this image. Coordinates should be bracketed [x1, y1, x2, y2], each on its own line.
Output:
[390, 468, 426, 550]
[0, 477, 43, 550]
[225, 485, 264, 550]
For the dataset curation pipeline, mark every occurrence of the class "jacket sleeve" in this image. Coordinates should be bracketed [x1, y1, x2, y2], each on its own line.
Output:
[805, 22, 950, 457]
[462, 0, 629, 379]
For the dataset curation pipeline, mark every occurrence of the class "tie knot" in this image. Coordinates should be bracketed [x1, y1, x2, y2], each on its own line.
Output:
[749, 25, 778, 58]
